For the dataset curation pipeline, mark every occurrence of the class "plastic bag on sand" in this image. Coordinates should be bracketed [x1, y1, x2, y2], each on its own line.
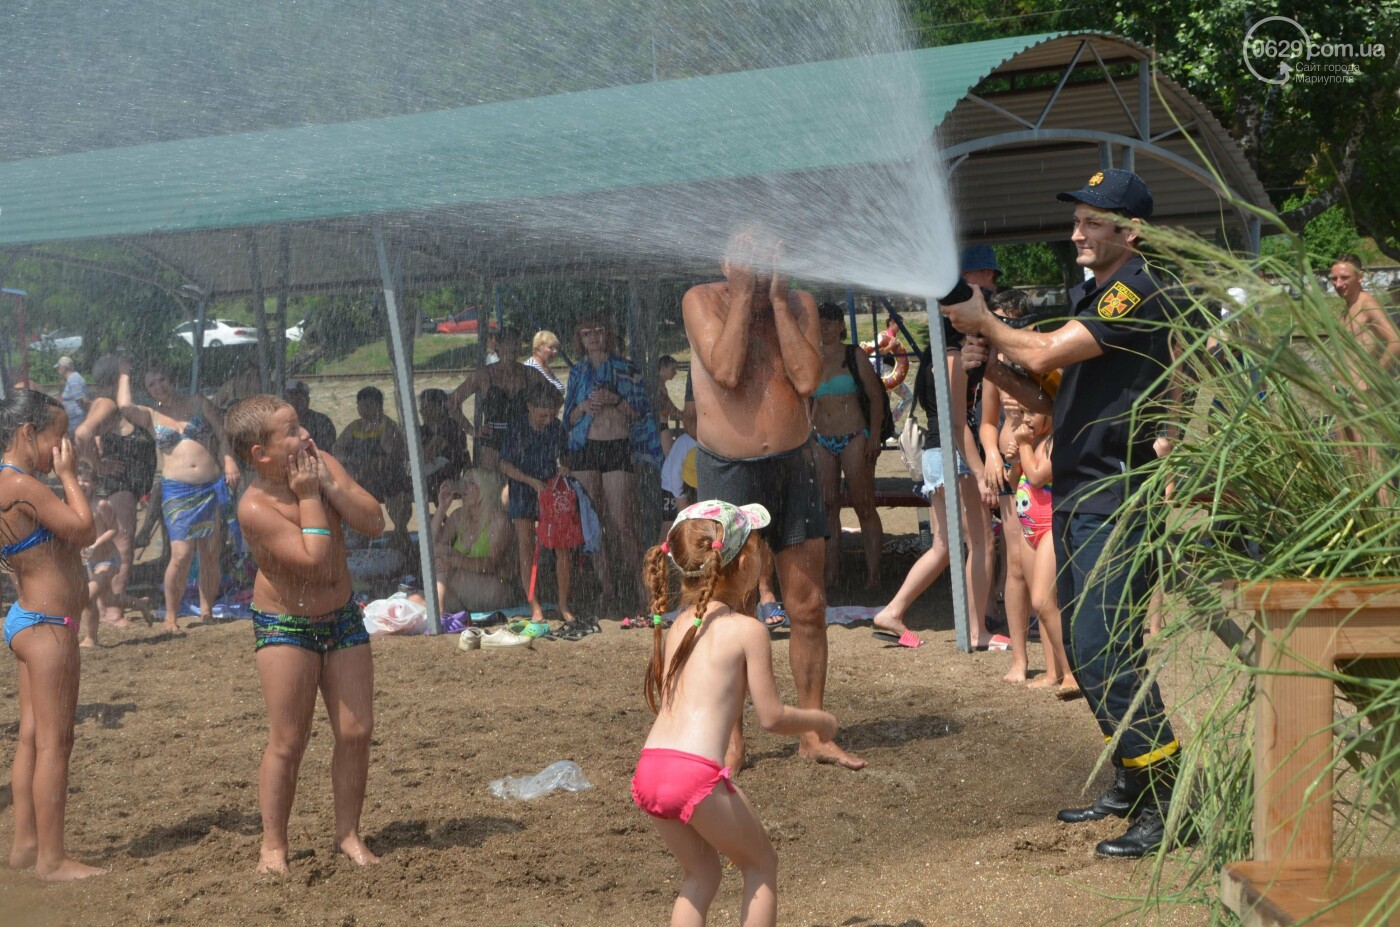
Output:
[489, 760, 593, 800]
[361, 594, 430, 637]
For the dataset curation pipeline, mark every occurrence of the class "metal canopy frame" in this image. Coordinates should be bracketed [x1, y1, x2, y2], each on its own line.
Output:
[0, 32, 1271, 645]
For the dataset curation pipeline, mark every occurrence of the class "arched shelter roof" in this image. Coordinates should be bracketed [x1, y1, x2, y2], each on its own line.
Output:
[0, 32, 1267, 299]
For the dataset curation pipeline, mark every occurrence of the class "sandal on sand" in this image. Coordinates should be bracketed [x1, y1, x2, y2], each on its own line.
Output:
[872, 630, 923, 648]
[758, 602, 789, 631]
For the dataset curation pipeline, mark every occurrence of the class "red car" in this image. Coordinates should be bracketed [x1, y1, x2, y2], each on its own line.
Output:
[435, 307, 498, 335]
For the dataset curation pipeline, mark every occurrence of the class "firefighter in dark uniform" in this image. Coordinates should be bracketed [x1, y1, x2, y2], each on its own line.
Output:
[939, 168, 1179, 858]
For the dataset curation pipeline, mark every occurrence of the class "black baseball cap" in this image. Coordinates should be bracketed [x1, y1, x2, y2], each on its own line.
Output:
[1057, 168, 1153, 219]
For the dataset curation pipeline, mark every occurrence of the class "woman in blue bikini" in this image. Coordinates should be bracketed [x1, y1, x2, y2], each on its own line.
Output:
[117, 358, 241, 631]
[0, 389, 106, 880]
[811, 303, 885, 591]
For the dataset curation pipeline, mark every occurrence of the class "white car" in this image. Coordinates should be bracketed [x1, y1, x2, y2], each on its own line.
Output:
[28, 329, 84, 352]
[173, 318, 258, 347]
[285, 318, 308, 343]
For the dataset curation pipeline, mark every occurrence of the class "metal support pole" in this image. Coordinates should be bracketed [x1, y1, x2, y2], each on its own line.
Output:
[373, 224, 440, 634]
[923, 303, 971, 652]
[629, 276, 662, 543]
[1, 288, 29, 387]
[186, 286, 209, 396]
[274, 226, 291, 391]
[246, 231, 272, 394]
[845, 287, 858, 345]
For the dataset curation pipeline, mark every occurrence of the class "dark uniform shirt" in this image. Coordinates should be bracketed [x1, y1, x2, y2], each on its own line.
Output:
[1052, 256, 1172, 516]
[300, 407, 337, 454]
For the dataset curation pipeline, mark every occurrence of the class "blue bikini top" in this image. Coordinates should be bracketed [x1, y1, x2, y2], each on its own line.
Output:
[813, 372, 858, 400]
[153, 412, 214, 453]
[0, 462, 54, 559]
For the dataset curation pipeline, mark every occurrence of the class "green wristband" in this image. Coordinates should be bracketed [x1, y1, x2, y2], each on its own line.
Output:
[302, 528, 331, 536]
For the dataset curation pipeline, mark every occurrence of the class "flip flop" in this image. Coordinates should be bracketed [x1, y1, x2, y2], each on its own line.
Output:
[872, 630, 923, 648]
[758, 602, 789, 631]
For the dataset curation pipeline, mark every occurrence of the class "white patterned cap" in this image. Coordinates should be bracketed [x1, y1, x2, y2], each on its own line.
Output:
[668, 499, 771, 567]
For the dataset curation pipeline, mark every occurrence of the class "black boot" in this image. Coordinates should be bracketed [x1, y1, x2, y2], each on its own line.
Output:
[1057, 766, 1148, 824]
[1095, 804, 1166, 858]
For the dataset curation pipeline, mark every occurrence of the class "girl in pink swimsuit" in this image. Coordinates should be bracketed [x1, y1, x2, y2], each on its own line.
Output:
[631, 500, 838, 927]
[1013, 414, 1078, 697]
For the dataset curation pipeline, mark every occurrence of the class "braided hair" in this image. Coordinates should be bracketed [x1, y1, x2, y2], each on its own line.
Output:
[643, 517, 755, 713]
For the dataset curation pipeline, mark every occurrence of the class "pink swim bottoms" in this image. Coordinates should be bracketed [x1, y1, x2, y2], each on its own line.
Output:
[631, 747, 736, 823]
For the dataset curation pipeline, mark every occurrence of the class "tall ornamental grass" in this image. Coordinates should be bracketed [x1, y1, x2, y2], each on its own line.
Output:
[1087, 221, 1399, 923]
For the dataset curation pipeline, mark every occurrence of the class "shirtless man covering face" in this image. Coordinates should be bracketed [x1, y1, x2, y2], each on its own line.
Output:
[682, 226, 865, 770]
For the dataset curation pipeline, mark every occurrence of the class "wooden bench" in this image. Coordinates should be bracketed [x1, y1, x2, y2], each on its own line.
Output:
[1221, 581, 1400, 927]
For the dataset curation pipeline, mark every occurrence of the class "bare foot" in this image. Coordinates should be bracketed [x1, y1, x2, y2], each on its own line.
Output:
[1002, 666, 1027, 684]
[1026, 675, 1061, 690]
[799, 736, 867, 771]
[162, 619, 180, 633]
[1056, 682, 1084, 701]
[36, 858, 108, 881]
[79, 638, 97, 649]
[558, 609, 578, 626]
[337, 836, 380, 866]
[9, 844, 37, 869]
[256, 847, 290, 875]
[872, 606, 910, 639]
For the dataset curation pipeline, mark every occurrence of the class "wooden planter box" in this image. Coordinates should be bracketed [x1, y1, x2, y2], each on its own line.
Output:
[1220, 580, 1400, 927]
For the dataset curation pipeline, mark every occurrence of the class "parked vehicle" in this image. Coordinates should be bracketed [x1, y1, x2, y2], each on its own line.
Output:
[435, 307, 497, 335]
[285, 318, 308, 342]
[28, 329, 84, 352]
[172, 318, 258, 347]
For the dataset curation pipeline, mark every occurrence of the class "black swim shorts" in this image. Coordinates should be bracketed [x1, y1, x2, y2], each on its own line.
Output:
[694, 442, 828, 552]
[571, 437, 632, 474]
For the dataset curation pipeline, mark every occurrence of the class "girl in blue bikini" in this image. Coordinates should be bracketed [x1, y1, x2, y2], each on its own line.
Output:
[811, 303, 885, 590]
[0, 389, 106, 881]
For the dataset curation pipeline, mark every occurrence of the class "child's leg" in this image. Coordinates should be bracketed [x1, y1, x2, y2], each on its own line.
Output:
[11, 626, 104, 880]
[1032, 539, 1077, 693]
[320, 644, 378, 865]
[687, 784, 778, 927]
[254, 645, 322, 873]
[1000, 499, 1031, 683]
[9, 654, 37, 868]
[512, 519, 540, 618]
[162, 538, 195, 630]
[555, 547, 575, 624]
[81, 576, 102, 649]
[653, 818, 723, 927]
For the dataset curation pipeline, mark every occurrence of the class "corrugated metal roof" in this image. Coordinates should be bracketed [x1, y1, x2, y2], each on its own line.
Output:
[0, 32, 1269, 295]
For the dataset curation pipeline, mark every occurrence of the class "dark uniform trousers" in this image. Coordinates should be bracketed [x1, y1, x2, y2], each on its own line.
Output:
[1053, 510, 1179, 770]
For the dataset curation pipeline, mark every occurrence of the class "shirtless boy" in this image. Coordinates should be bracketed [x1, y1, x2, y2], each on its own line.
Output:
[682, 225, 864, 770]
[225, 394, 386, 874]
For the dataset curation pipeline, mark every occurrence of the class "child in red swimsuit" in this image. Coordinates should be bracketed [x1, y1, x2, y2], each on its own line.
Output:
[631, 500, 838, 927]
[1014, 413, 1078, 697]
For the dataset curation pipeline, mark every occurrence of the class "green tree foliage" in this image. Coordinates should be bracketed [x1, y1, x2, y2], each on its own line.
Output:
[910, 1, 1400, 259]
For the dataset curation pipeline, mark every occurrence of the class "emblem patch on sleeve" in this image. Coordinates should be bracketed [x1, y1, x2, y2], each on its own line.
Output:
[1096, 281, 1141, 320]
